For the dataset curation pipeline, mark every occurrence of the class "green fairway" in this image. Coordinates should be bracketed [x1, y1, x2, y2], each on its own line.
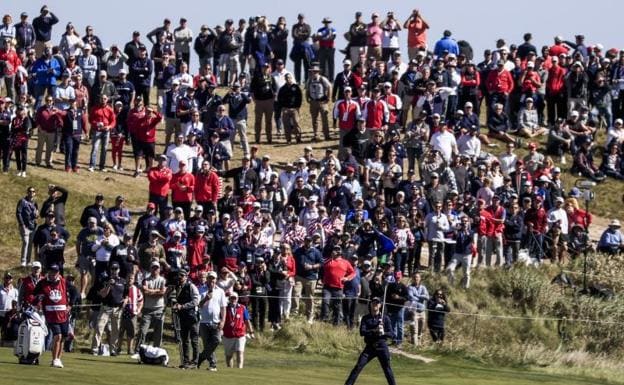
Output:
[0, 346, 617, 385]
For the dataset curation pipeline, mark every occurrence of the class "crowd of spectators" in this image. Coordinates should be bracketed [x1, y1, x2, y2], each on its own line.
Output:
[2, 5, 624, 370]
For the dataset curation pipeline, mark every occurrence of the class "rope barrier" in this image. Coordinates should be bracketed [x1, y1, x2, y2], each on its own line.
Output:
[65, 292, 624, 326]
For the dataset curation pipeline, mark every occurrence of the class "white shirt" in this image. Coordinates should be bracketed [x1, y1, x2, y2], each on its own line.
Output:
[172, 73, 194, 90]
[166, 143, 194, 173]
[499, 152, 518, 176]
[547, 207, 569, 235]
[430, 131, 457, 162]
[93, 234, 120, 262]
[183, 121, 204, 137]
[457, 133, 481, 159]
[0, 285, 19, 316]
[199, 286, 227, 324]
[387, 62, 408, 78]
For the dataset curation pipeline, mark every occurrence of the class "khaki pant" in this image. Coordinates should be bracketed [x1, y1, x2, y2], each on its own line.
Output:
[93, 306, 122, 352]
[309, 100, 330, 139]
[254, 98, 274, 143]
[367, 45, 382, 60]
[34, 40, 53, 58]
[35, 130, 56, 166]
[401, 94, 414, 125]
[282, 108, 301, 143]
[235, 119, 250, 157]
[349, 46, 365, 65]
[408, 46, 426, 61]
[293, 276, 317, 319]
[164, 117, 179, 148]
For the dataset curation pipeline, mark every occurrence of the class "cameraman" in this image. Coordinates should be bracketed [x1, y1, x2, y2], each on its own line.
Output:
[197, 271, 227, 371]
[93, 262, 128, 356]
[173, 269, 200, 369]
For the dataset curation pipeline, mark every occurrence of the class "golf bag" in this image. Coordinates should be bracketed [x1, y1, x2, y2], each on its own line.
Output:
[14, 308, 47, 365]
[137, 344, 169, 366]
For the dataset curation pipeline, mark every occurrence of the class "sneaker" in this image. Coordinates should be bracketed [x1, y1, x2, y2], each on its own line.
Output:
[99, 168, 107, 173]
[133, 171, 140, 178]
[73, 167, 79, 173]
[118, 166, 124, 171]
[208, 367, 218, 372]
[21, 262, 27, 267]
[88, 167, 95, 172]
[21, 172, 26, 178]
[130, 353, 140, 360]
[52, 359, 64, 368]
[112, 164, 118, 171]
[65, 166, 71, 172]
[560, 156, 567, 165]
[307, 317, 314, 325]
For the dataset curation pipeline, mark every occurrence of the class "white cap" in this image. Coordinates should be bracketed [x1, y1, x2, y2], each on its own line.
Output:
[83, 44, 92, 50]
[343, 59, 352, 66]
[526, 61, 535, 68]
[464, 101, 473, 107]
[32, 261, 42, 268]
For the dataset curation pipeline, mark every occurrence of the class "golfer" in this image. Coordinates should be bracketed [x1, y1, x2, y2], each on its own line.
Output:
[344, 297, 396, 385]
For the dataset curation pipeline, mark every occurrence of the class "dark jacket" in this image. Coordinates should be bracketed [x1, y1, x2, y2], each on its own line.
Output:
[277, 83, 302, 109]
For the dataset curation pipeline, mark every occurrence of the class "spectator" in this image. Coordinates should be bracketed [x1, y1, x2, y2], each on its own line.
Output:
[16, 186, 39, 266]
[427, 289, 450, 344]
[321, 245, 355, 324]
[132, 260, 167, 359]
[597, 219, 624, 255]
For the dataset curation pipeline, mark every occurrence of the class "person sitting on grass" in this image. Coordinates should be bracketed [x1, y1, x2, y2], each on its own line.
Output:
[597, 219, 624, 255]
[517, 98, 547, 138]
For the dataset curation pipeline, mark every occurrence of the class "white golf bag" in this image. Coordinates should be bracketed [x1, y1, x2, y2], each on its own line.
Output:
[14, 308, 48, 364]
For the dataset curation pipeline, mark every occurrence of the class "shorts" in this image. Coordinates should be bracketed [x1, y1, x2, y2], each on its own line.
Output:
[120, 315, 138, 338]
[222, 336, 246, 355]
[219, 53, 240, 73]
[48, 321, 69, 337]
[164, 117, 179, 138]
[133, 140, 155, 158]
[221, 139, 233, 157]
[78, 255, 95, 275]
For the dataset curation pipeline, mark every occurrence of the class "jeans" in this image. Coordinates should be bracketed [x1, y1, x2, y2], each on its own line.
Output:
[19, 226, 35, 265]
[34, 84, 56, 109]
[504, 240, 520, 266]
[428, 241, 444, 272]
[342, 297, 357, 329]
[486, 233, 504, 267]
[179, 316, 199, 364]
[135, 308, 165, 350]
[317, 47, 335, 81]
[90, 130, 110, 169]
[2, 75, 15, 101]
[277, 278, 293, 320]
[199, 323, 220, 368]
[321, 287, 343, 325]
[274, 101, 283, 132]
[14, 143, 27, 171]
[388, 308, 405, 345]
[148, 193, 169, 220]
[63, 136, 80, 169]
[393, 249, 409, 276]
[250, 296, 267, 331]
[0, 134, 9, 172]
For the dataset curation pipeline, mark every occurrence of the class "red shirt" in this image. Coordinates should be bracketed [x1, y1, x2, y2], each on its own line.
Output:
[194, 170, 221, 204]
[382, 93, 400, 124]
[549, 44, 569, 57]
[35, 106, 61, 133]
[486, 69, 514, 95]
[0, 48, 22, 76]
[407, 18, 428, 48]
[546, 65, 567, 95]
[521, 71, 541, 93]
[19, 274, 44, 307]
[187, 236, 209, 269]
[478, 209, 493, 236]
[363, 99, 388, 130]
[148, 166, 173, 197]
[322, 257, 355, 289]
[333, 99, 360, 131]
[487, 205, 506, 235]
[127, 109, 163, 143]
[171, 171, 195, 202]
[223, 304, 249, 338]
[34, 277, 69, 324]
[89, 104, 116, 131]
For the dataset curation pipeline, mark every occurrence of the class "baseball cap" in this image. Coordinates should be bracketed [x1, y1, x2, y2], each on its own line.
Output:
[207, 271, 218, 279]
[32, 261, 42, 269]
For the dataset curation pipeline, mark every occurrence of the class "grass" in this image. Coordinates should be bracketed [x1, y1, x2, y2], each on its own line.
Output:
[0, 345, 620, 385]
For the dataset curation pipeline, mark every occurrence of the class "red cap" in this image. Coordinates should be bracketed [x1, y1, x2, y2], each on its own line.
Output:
[147, 202, 156, 209]
[528, 142, 537, 149]
[346, 166, 355, 173]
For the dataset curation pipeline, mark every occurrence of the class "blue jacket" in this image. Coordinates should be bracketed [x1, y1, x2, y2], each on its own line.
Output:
[407, 284, 429, 312]
[433, 37, 459, 57]
[15, 198, 39, 230]
[32, 13, 59, 42]
[294, 245, 323, 280]
[32, 57, 61, 86]
[360, 313, 393, 346]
